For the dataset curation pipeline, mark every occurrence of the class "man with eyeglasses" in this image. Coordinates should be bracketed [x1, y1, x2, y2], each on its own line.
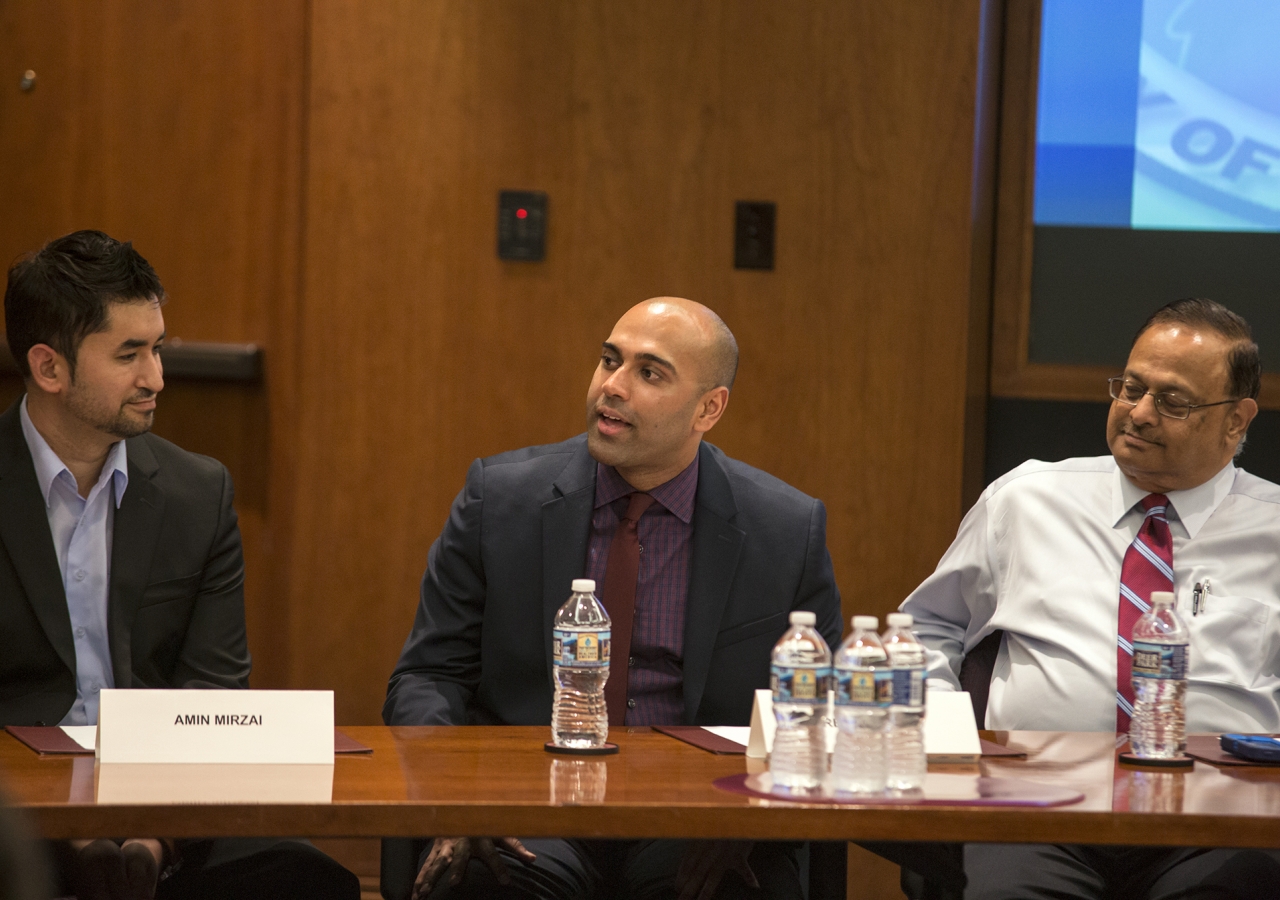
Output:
[901, 298, 1280, 899]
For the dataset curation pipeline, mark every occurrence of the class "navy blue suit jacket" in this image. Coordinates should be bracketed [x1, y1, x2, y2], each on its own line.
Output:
[384, 436, 841, 727]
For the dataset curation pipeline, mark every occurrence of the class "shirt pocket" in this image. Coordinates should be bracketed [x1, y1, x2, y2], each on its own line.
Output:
[1188, 593, 1269, 687]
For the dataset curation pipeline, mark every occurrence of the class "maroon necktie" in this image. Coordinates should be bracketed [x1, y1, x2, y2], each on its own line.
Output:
[602, 492, 655, 725]
[1116, 494, 1173, 733]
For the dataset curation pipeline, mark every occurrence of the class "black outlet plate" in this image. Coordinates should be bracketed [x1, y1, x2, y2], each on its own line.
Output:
[498, 191, 548, 261]
[734, 201, 775, 270]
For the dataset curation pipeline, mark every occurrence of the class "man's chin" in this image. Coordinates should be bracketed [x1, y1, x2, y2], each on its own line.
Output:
[108, 411, 154, 439]
[586, 429, 626, 466]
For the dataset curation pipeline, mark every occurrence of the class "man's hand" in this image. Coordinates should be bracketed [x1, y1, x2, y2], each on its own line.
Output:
[412, 837, 536, 900]
[69, 838, 164, 900]
[675, 840, 759, 900]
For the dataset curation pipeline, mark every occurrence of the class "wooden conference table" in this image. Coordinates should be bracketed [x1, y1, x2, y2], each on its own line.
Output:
[2, 726, 1279, 848]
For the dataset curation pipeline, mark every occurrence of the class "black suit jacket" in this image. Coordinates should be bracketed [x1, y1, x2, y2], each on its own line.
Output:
[0, 399, 251, 726]
[383, 436, 842, 727]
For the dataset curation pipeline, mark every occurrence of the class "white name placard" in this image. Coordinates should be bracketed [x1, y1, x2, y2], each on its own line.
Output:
[97, 689, 334, 764]
[745, 688, 981, 761]
[96, 763, 335, 804]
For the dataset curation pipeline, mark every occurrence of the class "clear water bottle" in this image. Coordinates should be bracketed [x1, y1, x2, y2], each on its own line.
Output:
[551, 579, 611, 749]
[832, 615, 891, 794]
[883, 612, 926, 791]
[769, 610, 832, 790]
[1130, 590, 1189, 759]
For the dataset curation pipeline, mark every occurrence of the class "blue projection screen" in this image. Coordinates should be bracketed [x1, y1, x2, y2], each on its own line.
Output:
[1035, 0, 1280, 232]
[1027, 0, 1280, 370]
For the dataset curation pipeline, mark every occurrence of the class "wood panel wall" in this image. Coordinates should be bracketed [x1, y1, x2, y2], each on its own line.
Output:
[0, 0, 307, 688]
[295, 0, 999, 723]
[2, 1, 999, 732]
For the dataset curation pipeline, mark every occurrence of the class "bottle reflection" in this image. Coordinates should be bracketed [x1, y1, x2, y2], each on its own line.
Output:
[549, 759, 607, 805]
[1122, 769, 1186, 813]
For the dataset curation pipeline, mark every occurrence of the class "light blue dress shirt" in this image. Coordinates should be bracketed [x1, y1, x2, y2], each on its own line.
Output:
[19, 396, 129, 726]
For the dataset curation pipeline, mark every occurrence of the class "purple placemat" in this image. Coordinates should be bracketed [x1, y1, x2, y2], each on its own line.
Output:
[714, 772, 1083, 807]
[6, 726, 90, 755]
[6, 726, 371, 756]
[653, 726, 747, 754]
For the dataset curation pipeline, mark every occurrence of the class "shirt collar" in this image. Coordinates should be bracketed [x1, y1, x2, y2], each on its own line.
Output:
[594, 453, 700, 524]
[1111, 458, 1235, 539]
[20, 395, 129, 509]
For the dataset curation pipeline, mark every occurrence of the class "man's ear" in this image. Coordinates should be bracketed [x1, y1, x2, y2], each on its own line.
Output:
[693, 386, 730, 435]
[26, 344, 69, 395]
[1226, 397, 1259, 446]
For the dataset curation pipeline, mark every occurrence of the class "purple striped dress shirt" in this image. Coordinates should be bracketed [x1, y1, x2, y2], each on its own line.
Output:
[585, 456, 698, 726]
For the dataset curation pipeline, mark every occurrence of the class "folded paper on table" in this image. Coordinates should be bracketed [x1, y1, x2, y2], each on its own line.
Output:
[744, 688, 982, 761]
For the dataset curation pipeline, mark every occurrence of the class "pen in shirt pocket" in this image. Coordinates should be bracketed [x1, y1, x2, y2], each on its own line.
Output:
[1191, 579, 1211, 616]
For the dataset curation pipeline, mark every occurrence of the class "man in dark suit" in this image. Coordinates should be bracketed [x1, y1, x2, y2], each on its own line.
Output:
[384, 297, 842, 900]
[1, 230, 358, 900]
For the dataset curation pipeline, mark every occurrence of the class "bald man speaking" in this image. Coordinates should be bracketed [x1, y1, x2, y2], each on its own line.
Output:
[384, 299, 841, 900]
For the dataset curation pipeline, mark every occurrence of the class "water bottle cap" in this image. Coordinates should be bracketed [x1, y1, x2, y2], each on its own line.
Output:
[789, 611, 817, 627]
[852, 615, 879, 631]
[886, 612, 913, 627]
[571, 579, 596, 593]
[1150, 591, 1174, 606]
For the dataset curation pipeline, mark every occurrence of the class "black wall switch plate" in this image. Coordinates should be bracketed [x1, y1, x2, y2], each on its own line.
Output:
[734, 201, 775, 270]
[498, 191, 548, 261]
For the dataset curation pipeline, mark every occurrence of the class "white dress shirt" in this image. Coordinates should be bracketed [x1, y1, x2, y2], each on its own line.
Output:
[19, 397, 129, 726]
[902, 455, 1280, 733]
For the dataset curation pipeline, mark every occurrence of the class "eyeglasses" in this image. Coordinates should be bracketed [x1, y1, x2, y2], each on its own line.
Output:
[1107, 377, 1238, 420]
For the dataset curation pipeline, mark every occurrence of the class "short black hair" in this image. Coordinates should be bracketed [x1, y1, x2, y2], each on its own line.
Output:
[4, 229, 165, 379]
[1135, 297, 1261, 401]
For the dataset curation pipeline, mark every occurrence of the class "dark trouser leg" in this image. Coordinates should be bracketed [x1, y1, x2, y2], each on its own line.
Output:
[1144, 848, 1280, 900]
[422, 839, 803, 900]
[423, 838, 602, 900]
[157, 837, 360, 900]
[964, 843, 1106, 900]
[966, 844, 1280, 900]
[620, 839, 804, 900]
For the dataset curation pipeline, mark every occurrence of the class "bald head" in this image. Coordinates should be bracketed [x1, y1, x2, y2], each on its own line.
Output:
[584, 297, 736, 490]
[631, 297, 738, 392]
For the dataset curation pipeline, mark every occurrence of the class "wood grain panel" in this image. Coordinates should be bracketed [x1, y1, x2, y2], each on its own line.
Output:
[0, 0, 307, 689]
[298, 1, 998, 723]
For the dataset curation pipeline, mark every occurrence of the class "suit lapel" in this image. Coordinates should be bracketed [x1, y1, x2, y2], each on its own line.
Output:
[682, 442, 745, 724]
[0, 401, 75, 676]
[108, 436, 164, 688]
[541, 441, 598, 685]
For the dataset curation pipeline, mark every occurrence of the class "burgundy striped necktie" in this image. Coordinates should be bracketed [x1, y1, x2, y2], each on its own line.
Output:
[1116, 494, 1173, 733]
[602, 492, 654, 725]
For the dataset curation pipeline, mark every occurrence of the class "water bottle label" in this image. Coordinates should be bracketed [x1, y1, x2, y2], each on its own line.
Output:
[553, 629, 611, 667]
[771, 664, 829, 703]
[1132, 641, 1188, 680]
[834, 668, 893, 706]
[891, 668, 924, 707]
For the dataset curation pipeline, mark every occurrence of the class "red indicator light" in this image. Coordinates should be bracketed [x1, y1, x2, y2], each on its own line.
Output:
[516, 208, 528, 219]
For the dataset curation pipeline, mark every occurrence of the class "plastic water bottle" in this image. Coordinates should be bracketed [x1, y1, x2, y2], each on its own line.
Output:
[1129, 590, 1189, 759]
[883, 612, 926, 791]
[769, 610, 832, 790]
[551, 579, 611, 749]
[832, 615, 891, 794]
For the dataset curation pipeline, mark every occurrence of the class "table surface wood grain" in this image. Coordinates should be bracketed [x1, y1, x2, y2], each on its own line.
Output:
[2, 726, 1278, 846]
